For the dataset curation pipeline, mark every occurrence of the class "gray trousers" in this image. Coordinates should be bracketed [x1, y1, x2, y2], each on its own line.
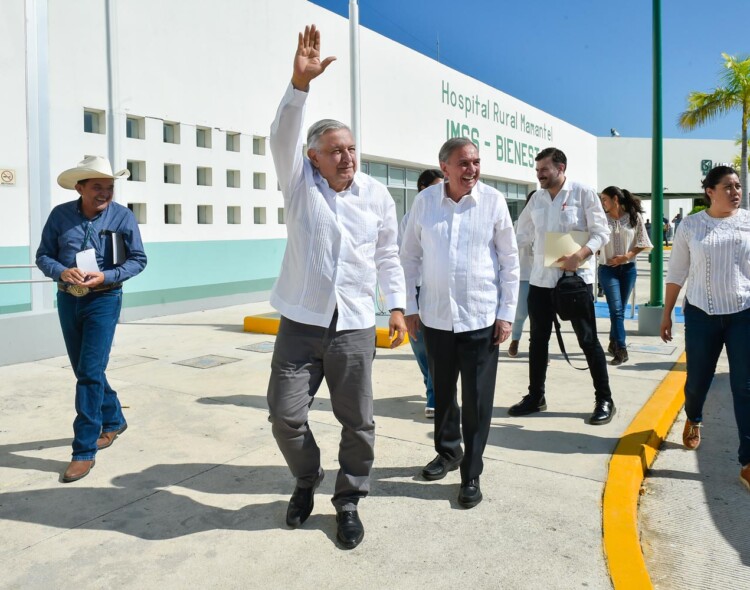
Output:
[267, 313, 376, 512]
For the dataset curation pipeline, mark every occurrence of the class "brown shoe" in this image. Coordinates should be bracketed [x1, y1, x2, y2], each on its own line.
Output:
[508, 340, 519, 357]
[97, 423, 128, 450]
[682, 420, 702, 450]
[607, 340, 616, 356]
[62, 460, 95, 483]
[611, 347, 629, 366]
[741, 465, 750, 492]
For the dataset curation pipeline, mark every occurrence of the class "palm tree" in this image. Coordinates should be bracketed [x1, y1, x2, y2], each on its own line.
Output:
[678, 53, 750, 209]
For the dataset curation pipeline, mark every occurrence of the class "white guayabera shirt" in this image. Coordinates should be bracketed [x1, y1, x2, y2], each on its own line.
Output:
[269, 84, 405, 330]
[400, 180, 519, 333]
[516, 179, 610, 287]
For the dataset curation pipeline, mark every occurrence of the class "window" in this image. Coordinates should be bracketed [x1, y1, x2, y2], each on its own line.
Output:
[196, 126, 212, 148]
[197, 205, 213, 224]
[163, 121, 180, 144]
[226, 132, 240, 152]
[127, 203, 147, 224]
[388, 166, 405, 187]
[126, 160, 146, 182]
[253, 172, 266, 190]
[197, 166, 212, 186]
[83, 108, 105, 134]
[164, 163, 181, 184]
[227, 206, 241, 224]
[226, 169, 241, 188]
[164, 204, 182, 224]
[254, 207, 267, 224]
[253, 136, 266, 155]
[126, 115, 145, 139]
[277, 207, 286, 224]
[406, 169, 420, 189]
[368, 162, 387, 186]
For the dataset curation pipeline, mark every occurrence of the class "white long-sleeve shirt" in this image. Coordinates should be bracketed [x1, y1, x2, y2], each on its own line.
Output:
[269, 84, 405, 330]
[400, 180, 519, 332]
[516, 178, 610, 287]
[666, 208, 750, 315]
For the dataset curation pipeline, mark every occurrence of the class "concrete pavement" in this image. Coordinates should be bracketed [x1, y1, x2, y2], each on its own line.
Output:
[0, 262, 705, 589]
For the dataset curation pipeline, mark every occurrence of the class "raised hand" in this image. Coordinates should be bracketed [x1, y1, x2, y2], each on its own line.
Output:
[291, 24, 337, 91]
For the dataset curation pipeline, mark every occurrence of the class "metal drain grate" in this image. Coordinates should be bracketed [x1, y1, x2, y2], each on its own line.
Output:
[173, 355, 241, 369]
[237, 341, 275, 353]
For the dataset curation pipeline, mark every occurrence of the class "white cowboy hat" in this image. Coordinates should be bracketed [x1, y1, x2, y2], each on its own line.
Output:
[57, 155, 130, 190]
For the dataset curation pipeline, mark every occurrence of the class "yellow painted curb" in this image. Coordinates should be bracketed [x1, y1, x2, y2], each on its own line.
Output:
[244, 314, 281, 336]
[243, 314, 409, 349]
[603, 352, 687, 589]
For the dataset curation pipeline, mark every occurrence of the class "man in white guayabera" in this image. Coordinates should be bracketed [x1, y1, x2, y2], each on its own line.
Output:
[266, 25, 406, 550]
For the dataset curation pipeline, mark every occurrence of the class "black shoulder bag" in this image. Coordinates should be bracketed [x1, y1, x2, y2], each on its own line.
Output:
[552, 271, 591, 370]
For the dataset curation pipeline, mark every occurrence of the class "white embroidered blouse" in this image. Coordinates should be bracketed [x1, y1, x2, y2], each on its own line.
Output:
[666, 209, 750, 315]
[598, 212, 653, 265]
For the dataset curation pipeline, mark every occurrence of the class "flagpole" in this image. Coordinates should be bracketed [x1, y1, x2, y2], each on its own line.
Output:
[349, 0, 361, 169]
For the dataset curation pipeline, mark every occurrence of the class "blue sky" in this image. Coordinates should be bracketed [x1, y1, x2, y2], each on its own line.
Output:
[311, 0, 749, 140]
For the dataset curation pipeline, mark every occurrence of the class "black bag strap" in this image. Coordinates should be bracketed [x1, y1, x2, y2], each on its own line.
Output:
[552, 314, 589, 371]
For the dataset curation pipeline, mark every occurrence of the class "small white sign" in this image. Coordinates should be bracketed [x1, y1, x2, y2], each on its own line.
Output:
[0, 169, 16, 185]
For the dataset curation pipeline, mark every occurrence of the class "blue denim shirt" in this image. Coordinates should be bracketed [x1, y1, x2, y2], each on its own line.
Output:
[36, 198, 147, 285]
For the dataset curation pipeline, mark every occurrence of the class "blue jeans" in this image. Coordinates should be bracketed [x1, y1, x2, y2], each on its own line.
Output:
[598, 263, 637, 348]
[684, 302, 750, 466]
[409, 327, 435, 408]
[57, 289, 126, 461]
[511, 280, 530, 342]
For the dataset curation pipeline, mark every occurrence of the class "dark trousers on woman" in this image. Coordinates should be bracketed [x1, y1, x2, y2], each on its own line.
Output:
[527, 284, 612, 402]
[684, 302, 750, 466]
[422, 323, 498, 481]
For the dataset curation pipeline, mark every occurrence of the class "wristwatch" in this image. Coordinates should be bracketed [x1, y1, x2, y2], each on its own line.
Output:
[389, 308, 406, 314]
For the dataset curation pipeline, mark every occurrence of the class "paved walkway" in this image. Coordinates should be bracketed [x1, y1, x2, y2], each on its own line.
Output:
[639, 352, 750, 589]
[0, 261, 731, 589]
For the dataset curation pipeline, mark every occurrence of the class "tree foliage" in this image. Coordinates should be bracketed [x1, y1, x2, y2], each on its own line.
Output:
[678, 53, 750, 209]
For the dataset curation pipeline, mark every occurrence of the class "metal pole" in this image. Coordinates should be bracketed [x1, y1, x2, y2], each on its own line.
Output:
[649, 0, 664, 307]
[25, 0, 52, 313]
[349, 0, 361, 169]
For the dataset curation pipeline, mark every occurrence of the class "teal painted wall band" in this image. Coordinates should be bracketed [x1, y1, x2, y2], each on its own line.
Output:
[125, 238, 287, 292]
[0, 239, 286, 314]
[122, 277, 276, 308]
[0, 246, 32, 308]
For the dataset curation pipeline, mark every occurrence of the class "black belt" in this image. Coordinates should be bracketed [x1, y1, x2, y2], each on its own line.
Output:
[58, 283, 122, 297]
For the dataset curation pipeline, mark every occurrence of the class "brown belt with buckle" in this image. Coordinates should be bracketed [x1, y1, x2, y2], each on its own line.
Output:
[58, 283, 122, 297]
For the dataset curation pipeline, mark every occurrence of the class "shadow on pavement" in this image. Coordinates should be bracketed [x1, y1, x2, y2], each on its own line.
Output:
[195, 393, 431, 424]
[0, 460, 450, 542]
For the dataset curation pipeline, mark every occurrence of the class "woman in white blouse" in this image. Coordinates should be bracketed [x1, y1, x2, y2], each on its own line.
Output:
[661, 165, 750, 492]
[598, 186, 652, 365]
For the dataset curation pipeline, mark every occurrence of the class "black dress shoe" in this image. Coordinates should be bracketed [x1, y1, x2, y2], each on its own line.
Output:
[589, 400, 616, 425]
[336, 510, 364, 549]
[286, 470, 324, 528]
[507, 394, 547, 416]
[458, 478, 482, 508]
[421, 454, 463, 481]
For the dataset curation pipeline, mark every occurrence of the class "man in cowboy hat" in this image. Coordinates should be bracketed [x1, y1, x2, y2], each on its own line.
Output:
[36, 155, 147, 483]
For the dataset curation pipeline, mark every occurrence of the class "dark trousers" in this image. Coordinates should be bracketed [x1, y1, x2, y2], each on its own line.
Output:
[422, 323, 498, 481]
[684, 302, 750, 466]
[527, 285, 612, 402]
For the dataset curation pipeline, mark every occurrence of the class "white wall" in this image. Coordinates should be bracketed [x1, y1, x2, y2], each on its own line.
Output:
[0, 0, 31, 248]
[597, 137, 737, 193]
[38, 0, 598, 248]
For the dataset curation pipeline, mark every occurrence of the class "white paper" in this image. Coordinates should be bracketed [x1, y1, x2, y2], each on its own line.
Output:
[543, 231, 591, 269]
[75, 248, 100, 273]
